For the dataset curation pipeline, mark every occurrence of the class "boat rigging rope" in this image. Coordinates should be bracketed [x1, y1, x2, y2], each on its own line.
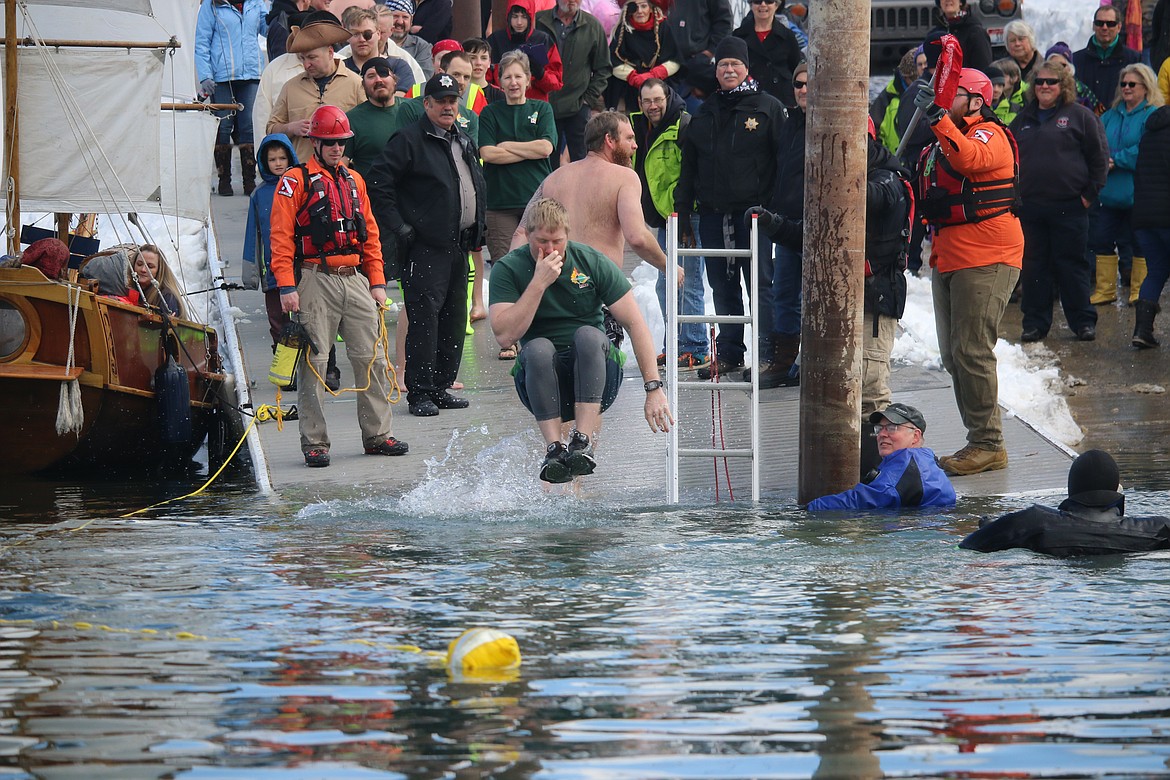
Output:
[54, 281, 85, 436]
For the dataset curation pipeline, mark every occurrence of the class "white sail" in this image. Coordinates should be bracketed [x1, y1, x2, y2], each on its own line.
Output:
[1, 0, 154, 13]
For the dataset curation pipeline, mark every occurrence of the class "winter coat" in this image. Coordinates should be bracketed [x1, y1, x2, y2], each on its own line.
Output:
[536, 6, 612, 118]
[195, 0, 267, 84]
[1010, 99, 1110, 205]
[928, 11, 992, 76]
[768, 104, 804, 220]
[1072, 36, 1142, 112]
[265, 0, 299, 61]
[666, 0, 732, 60]
[807, 447, 956, 511]
[243, 134, 299, 292]
[488, 0, 565, 101]
[1153, 0, 1170, 74]
[865, 141, 913, 321]
[1099, 99, 1156, 208]
[413, 0, 453, 47]
[992, 95, 1023, 126]
[959, 496, 1170, 556]
[631, 89, 690, 225]
[675, 83, 785, 215]
[608, 6, 681, 110]
[731, 15, 802, 107]
[367, 116, 487, 279]
[1132, 104, 1170, 229]
[870, 72, 908, 155]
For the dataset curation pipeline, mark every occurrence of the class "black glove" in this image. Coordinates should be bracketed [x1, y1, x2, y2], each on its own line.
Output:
[677, 213, 697, 248]
[394, 223, 415, 256]
[913, 84, 946, 124]
[746, 206, 782, 237]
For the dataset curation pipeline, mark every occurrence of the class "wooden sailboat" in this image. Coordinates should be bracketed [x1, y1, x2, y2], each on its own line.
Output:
[0, 0, 240, 476]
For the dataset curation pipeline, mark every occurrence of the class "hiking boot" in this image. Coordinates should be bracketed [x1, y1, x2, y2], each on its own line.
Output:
[539, 441, 572, 484]
[939, 445, 1007, 476]
[679, 352, 710, 369]
[1077, 325, 1096, 342]
[697, 357, 743, 380]
[1020, 328, 1045, 343]
[365, 437, 409, 456]
[758, 362, 799, 388]
[565, 429, 596, 477]
[432, 390, 469, 409]
[304, 447, 330, 468]
[408, 397, 439, 416]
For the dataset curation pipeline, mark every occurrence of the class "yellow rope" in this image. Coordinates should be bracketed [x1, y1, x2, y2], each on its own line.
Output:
[300, 304, 401, 403]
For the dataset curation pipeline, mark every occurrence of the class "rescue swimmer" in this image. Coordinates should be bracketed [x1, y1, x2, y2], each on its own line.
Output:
[269, 104, 408, 468]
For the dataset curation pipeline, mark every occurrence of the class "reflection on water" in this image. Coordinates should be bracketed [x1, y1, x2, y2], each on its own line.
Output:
[1, 466, 1169, 779]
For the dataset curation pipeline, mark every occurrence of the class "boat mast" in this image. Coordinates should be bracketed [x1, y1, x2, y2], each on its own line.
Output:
[4, 0, 19, 256]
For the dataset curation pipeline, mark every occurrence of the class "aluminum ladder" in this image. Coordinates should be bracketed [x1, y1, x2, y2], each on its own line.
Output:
[663, 213, 762, 502]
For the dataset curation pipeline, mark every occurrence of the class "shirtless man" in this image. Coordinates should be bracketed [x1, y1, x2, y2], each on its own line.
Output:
[511, 111, 682, 286]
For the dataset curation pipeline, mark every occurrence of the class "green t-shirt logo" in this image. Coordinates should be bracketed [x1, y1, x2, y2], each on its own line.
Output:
[570, 267, 592, 288]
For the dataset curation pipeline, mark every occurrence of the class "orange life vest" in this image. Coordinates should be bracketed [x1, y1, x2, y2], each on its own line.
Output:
[292, 163, 367, 263]
[917, 119, 1020, 230]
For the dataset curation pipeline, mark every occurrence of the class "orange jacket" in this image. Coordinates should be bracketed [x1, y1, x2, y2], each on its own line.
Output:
[269, 156, 384, 290]
[926, 114, 1024, 274]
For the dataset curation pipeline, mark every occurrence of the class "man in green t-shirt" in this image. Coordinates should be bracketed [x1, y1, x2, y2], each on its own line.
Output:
[345, 58, 402, 178]
[489, 197, 673, 484]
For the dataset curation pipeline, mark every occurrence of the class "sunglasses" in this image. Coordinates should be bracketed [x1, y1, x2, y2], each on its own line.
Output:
[351, 29, 375, 40]
[1120, 80, 1143, 88]
[1094, 19, 1119, 27]
[318, 138, 346, 147]
[1033, 77, 1060, 86]
[793, 79, 808, 89]
[751, 0, 777, 5]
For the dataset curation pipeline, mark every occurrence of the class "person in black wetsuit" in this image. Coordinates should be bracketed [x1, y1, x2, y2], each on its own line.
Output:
[960, 450, 1170, 556]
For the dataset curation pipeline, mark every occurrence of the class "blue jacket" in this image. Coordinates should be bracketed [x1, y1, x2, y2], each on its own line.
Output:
[243, 134, 298, 292]
[195, 0, 267, 83]
[807, 447, 956, 511]
[1099, 99, 1156, 209]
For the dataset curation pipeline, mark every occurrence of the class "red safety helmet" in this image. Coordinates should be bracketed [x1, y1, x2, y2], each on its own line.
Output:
[957, 67, 992, 105]
[308, 105, 354, 140]
[867, 115, 877, 140]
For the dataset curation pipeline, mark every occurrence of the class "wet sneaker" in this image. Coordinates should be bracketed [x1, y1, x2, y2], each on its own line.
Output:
[565, 429, 596, 477]
[304, 447, 330, 468]
[432, 391, 469, 409]
[939, 445, 1007, 476]
[539, 441, 572, 484]
[365, 437, 409, 456]
[697, 357, 743, 381]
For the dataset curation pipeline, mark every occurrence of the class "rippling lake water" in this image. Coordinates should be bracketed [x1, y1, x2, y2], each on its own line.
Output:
[2, 466, 1169, 779]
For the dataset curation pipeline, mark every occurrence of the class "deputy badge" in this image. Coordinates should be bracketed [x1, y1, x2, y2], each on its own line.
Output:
[277, 175, 297, 198]
[745, 117, 759, 131]
[570, 267, 591, 288]
[440, 74, 454, 88]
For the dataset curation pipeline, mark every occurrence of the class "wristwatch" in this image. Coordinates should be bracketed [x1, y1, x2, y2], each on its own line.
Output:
[644, 379, 664, 392]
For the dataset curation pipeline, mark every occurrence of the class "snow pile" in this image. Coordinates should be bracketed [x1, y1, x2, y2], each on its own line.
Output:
[1025, 0, 1098, 54]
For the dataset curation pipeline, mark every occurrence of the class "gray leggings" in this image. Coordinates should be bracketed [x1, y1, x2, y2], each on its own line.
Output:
[515, 326, 622, 422]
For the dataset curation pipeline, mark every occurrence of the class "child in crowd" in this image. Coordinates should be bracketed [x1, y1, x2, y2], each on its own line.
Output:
[243, 133, 298, 351]
[462, 37, 506, 103]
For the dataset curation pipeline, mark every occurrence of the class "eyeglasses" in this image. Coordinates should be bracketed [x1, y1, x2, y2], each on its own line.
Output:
[793, 79, 808, 89]
[873, 423, 915, 435]
[1094, 19, 1119, 28]
[351, 29, 375, 40]
[1120, 80, 1143, 88]
[1033, 77, 1060, 86]
[317, 138, 346, 147]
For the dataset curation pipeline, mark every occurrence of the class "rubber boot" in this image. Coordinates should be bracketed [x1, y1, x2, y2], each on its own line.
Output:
[239, 143, 256, 196]
[1129, 257, 1147, 305]
[1090, 254, 1118, 304]
[759, 333, 801, 389]
[1132, 298, 1160, 348]
[860, 414, 881, 481]
[214, 144, 234, 196]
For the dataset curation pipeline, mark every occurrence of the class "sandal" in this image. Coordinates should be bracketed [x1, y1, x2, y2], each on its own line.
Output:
[498, 343, 518, 360]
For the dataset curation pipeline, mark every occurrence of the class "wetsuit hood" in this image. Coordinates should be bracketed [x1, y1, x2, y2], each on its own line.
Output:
[257, 133, 299, 183]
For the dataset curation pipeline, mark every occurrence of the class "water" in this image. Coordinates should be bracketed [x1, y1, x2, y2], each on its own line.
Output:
[1, 468, 1169, 779]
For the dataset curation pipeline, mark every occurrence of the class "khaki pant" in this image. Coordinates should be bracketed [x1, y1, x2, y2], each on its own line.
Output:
[861, 310, 897, 417]
[932, 263, 1020, 450]
[296, 267, 393, 453]
[485, 208, 524, 263]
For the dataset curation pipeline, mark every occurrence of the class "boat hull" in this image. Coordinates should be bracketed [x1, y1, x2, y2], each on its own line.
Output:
[0, 266, 225, 476]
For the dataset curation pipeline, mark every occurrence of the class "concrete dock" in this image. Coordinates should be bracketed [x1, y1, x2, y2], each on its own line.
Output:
[210, 195, 1074, 504]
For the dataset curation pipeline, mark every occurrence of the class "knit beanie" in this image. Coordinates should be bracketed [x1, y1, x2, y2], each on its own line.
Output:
[713, 36, 749, 67]
[385, 0, 414, 15]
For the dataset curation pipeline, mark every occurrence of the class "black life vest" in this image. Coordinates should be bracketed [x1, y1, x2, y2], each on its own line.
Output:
[292, 163, 368, 263]
[864, 167, 915, 330]
[916, 117, 1020, 230]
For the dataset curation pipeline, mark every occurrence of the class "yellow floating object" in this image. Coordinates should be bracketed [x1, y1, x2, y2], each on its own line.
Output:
[445, 627, 521, 675]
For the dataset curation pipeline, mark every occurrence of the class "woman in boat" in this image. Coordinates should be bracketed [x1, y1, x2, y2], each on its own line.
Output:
[960, 450, 1170, 556]
[79, 253, 138, 306]
[133, 244, 187, 319]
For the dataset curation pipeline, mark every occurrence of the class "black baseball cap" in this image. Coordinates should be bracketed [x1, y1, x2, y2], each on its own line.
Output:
[870, 402, 927, 433]
[425, 72, 460, 99]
